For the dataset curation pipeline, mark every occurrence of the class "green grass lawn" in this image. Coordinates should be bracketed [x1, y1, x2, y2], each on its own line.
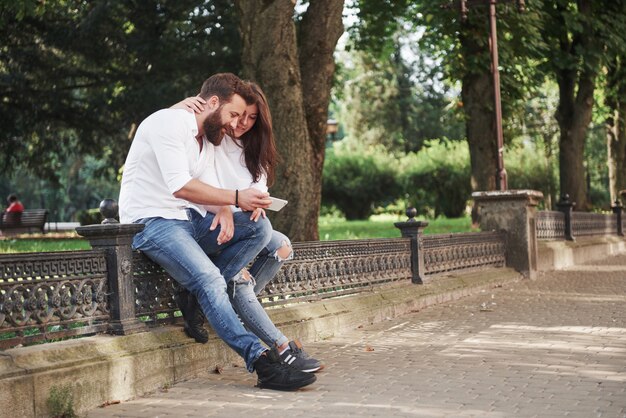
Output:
[0, 235, 91, 253]
[318, 214, 476, 241]
[0, 215, 476, 253]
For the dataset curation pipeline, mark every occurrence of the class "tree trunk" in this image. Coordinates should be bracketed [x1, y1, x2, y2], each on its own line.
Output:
[459, 15, 497, 223]
[606, 58, 626, 204]
[555, 69, 594, 210]
[462, 71, 497, 194]
[298, 0, 344, 239]
[235, 0, 343, 241]
[553, 0, 600, 211]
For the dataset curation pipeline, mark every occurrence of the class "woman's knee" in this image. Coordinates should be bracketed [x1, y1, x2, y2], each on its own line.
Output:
[268, 231, 293, 261]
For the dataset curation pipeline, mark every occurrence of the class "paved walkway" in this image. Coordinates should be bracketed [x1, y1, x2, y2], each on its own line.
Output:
[88, 254, 626, 418]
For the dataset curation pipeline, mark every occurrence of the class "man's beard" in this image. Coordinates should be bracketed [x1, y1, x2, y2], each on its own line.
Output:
[203, 111, 233, 145]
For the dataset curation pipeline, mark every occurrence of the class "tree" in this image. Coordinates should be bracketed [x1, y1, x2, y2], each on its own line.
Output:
[1, 0, 241, 183]
[235, 0, 344, 241]
[605, 57, 626, 204]
[351, 1, 545, 197]
[335, 37, 464, 154]
[540, 0, 626, 210]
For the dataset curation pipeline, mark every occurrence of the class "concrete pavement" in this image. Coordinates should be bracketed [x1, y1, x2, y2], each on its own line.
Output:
[88, 254, 626, 418]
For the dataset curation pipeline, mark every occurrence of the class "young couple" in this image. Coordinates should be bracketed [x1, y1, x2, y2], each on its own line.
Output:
[118, 73, 321, 392]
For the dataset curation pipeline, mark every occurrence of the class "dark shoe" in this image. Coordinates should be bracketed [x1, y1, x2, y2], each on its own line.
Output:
[254, 350, 317, 391]
[175, 289, 208, 344]
[273, 340, 323, 373]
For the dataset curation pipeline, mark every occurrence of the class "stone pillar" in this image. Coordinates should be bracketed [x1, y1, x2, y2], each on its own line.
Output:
[394, 208, 429, 284]
[76, 199, 146, 335]
[472, 190, 543, 279]
[612, 199, 624, 237]
[556, 194, 575, 241]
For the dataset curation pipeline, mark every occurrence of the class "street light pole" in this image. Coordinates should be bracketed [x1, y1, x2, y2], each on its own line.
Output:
[488, 0, 507, 190]
[459, 0, 524, 191]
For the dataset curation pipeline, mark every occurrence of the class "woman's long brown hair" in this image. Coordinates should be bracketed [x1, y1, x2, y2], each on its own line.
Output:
[239, 82, 279, 186]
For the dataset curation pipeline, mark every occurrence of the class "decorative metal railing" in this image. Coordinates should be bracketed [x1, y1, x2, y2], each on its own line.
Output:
[4, 193, 623, 351]
[571, 212, 616, 237]
[536, 209, 621, 240]
[260, 238, 412, 306]
[128, 232, 506, 310]
[0, 250, 110, 349]
[536, 211, 566, 240]
[0, 228, 509, 348]
[132, 252, 181, 325]
[423, 231, 506, 275]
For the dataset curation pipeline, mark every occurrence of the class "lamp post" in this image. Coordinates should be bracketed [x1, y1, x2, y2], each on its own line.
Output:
[459, 0, 525, 191]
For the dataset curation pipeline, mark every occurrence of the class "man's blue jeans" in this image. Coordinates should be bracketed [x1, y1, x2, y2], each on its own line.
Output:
[132, 209, 272, 372]
[215, 230, 293, 348]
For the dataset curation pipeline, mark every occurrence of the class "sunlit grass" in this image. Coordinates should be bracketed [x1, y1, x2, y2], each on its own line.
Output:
[0, 237, 90, 253]
[318, 214, 476, 241]
[0, 215, 477, 252]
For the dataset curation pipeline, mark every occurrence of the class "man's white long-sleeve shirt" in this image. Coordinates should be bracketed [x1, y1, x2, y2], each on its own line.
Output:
[119, 109, 213, 224]
[202, 135, 268, 213]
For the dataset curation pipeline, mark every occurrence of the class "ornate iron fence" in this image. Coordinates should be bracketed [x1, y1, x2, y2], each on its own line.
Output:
[536, 210, 620, 240]
[423, 231, 506, 275]
[132, 252, 181, 325]
[536, 211, 566, 240]
[129, 232, 506, 310]
[260, 238, 412, 306]
[0, 250, 110, 349]
[571, 212, 616, 237]
[0, 228, 508, 348]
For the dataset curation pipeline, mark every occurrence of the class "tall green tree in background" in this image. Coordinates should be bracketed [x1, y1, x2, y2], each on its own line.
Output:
[1, 0, 240, 206]
[605, 56, 626, 204]
[236, 0, 344, 241]
[539, 0, 626, 210]
[335, 36, 464, 154]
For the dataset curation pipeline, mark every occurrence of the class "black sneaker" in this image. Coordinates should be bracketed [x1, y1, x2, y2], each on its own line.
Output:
[175, 289, 209, 344]
[273, 340, 323, 373]
[254, 350, 317, 391]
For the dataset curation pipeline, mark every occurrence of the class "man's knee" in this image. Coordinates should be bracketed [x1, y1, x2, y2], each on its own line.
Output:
[255, 216, 273, 241]
[229, 269, 256, 300]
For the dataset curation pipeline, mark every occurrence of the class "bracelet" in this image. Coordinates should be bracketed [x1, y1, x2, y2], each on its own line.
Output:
[235, 189, 239, 208]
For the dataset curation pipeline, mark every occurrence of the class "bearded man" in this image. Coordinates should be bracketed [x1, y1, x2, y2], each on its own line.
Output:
[118, 73, 316, 391]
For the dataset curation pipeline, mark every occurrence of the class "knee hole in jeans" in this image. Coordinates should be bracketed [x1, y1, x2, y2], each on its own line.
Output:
[274, 241, 293, 261]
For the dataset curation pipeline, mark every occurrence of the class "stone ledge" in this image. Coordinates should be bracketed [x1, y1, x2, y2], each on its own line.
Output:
[537, 236, 626, 271]
[1, 268, 521, 418]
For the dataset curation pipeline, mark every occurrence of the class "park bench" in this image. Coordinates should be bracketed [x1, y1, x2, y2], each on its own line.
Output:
[0, 209, 48, 235]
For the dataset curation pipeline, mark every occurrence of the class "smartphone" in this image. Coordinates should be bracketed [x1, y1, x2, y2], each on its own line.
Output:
[267, 197, 288, 212]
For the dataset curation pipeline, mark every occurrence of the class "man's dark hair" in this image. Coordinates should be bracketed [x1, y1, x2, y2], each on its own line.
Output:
[198, 73, 255, 105]
[7, 194, 17, 203]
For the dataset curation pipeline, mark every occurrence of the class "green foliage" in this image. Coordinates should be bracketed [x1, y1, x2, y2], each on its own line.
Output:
[1, 0, 241, 180]
[0, 153, 120, 221]
[400, 140, 471, 218]
[585, 123, 611, 209]
[334, 43, 465, 154]
[75, 208, 103, 226]
[504, 141, 557, 198]
[322, 144, 401, 220]
[46, 384, 77, 418]
[351, 0, 548, 136]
